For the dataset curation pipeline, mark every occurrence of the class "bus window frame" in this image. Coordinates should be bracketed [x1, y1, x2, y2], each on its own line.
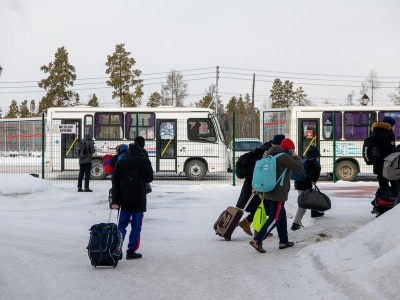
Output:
[378, 111, 400, 139]
[343, 111, 376, 140]
[93, 112, 124, 140]
[322, 111, 342, 140]
[187, 118, 217, 143]
[84, 114, 93, 138]
[125, 112, 156, 141]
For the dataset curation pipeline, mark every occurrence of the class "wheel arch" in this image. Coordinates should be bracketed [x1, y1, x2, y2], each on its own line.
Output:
[184, 157, 209, 172]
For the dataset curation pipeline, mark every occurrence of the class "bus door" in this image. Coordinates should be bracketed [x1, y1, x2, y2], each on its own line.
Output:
[298, 119, 319, 158]
[61, 119, 81, 171]
[156, 120, 177, 172]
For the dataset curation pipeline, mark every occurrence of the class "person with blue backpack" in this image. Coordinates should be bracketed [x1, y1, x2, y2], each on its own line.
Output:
[249, 138, 303, 253]
[110, 144, 128, 171]
[291, 146, 322, 231]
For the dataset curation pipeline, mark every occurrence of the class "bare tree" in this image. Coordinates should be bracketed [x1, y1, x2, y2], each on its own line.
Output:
[389, 82, 400, 105]
[346, 90, 355, 105]
[162, 70, 188, 107]
[360, 70, 381, 106]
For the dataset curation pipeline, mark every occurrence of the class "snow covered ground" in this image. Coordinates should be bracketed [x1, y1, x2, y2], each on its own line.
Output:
[0, 175, 399, 300]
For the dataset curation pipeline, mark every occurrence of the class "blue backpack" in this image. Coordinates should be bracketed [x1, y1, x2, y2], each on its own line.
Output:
[252, 153, 288, 192]
[290, 158, 312, 181]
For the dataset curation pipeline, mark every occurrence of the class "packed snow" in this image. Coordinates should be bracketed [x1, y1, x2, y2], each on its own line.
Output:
[0, 175, 399, 299]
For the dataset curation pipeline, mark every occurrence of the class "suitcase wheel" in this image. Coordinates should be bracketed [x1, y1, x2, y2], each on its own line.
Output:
[224, 236, 231, 241]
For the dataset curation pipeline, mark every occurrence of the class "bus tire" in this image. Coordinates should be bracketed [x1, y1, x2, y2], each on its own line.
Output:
[336, 160, 358, 181]
[90, 159, 107, 180]
[185, 160, 207, 181]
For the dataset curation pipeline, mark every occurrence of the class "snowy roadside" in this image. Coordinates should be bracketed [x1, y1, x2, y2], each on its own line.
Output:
[0, 175, 397, 299]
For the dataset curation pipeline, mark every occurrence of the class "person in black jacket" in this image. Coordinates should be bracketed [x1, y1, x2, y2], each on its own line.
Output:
[111, 143, 154, 260]
[291, 146, 322, 231]
[134, 136, 149, 158]
[372, 116, 396, 188]
[237, 134, 285, 237]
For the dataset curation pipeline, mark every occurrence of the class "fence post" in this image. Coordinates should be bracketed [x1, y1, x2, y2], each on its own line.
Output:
[41, 112, 45, 179]
[136, 112, 139, 138]
[333, 111, 337, 183]
[233, 111, 236, 186]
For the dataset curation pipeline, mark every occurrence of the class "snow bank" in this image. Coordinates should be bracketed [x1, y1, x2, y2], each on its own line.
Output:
[0, 174, 52, 195]
[302, 205, 400, 299]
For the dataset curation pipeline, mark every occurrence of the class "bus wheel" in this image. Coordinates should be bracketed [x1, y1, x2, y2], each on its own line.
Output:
[336, 160, 358, 181]
[185, 160, 207, 181]
[90, 159, 107, 180]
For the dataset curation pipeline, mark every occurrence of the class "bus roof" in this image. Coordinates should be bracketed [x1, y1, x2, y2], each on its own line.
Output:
[47, 106, 215, 114]
[261, 105, 400, 112]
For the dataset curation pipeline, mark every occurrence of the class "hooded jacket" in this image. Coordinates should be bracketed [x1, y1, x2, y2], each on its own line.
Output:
[262, 145, 303, 202]
[78, 134, 95, 164]
[371, 122, 396, 175]
[112, 143, 154, 212]
[294, 146, 321, 191]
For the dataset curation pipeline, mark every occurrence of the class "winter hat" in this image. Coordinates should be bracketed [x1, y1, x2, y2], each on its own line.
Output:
[382, 116, 396, 127]
[134, 136, 145, 148]
[306, 146, 321, 159]
[280, 138, 295, 150]
[272, 134, 285, 145]
[119, 144, 128, 153]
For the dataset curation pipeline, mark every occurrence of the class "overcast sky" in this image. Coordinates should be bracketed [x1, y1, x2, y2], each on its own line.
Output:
[1, 0, 400, 113]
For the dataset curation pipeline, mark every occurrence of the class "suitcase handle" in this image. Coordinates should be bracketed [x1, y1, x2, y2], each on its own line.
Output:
[242, 194, 255, 211]
[108, 209, 120, 223]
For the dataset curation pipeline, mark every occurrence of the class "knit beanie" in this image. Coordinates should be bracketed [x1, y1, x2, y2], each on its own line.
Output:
[280, 138, 295, 150]
[272, 134, 285, 145]
[382, 116, 396, 127]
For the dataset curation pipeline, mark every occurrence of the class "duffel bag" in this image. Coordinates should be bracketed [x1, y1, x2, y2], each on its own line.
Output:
[298, 185, 331, 211]
[374, 187, 397, 208]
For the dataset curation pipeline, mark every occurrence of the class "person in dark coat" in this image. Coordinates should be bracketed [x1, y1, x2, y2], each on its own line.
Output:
[76, 134, 95, 192]
[236, 134, 285, 237]
[249, 139, 303, 253]
[372, 116, 396, 188]
[111, 143, 154, 260]
[291, 146, 322, 231]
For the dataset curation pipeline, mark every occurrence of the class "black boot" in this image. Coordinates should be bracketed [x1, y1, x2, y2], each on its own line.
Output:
[279, 241, 295, 249]
[311, 211, 324, 218]
[84, 188, 93, 192]
[291, 223, 303, 231]
[249, 239, 266, 253]
[78, 187, 83, 192]
[126, 250, 142, 260]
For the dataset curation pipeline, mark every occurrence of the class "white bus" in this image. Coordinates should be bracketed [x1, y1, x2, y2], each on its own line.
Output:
[261, 105, 400, 181]
[46, 106, 228, 180]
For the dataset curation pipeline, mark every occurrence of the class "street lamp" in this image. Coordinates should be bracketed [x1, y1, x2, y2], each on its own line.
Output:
[0, 65, 3, 76]
[63, 94, 71, 107]
[361, 94, 369, 106]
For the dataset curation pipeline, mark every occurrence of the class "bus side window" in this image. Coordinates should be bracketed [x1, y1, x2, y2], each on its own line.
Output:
[94, 113, 124, 140]
[323, 112, 342, 139]
[344, 111, 376, 140]
[188, 119, 216, 142]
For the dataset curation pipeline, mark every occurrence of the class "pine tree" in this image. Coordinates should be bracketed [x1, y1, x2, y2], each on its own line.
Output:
[147, 92, 162, 107]
[20, 100, 30, 118]
[88, 94, 99, 107]
[5, 100, 20, 118]
[38, 46, 77, 111]
[270, 79, 284, 108]
[162, 70, 188, 107]
[195, 84, 224, 114]
[293, 86, 308, 106]
[106, 43, 143, 107]
[30, 100, 36, 117]
[282, 80, 294, 107]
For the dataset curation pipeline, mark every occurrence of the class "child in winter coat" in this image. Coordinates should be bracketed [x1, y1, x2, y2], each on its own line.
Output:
[291, 146, 322, 231]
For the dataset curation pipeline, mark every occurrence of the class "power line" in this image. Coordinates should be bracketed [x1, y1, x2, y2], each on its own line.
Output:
[219, 76, 398, 89]
[220, 71, 400, 84]
[220, 66, 400, 79]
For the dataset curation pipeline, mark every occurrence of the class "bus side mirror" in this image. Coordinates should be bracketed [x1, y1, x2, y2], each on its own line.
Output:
[224, 120, 229, 131]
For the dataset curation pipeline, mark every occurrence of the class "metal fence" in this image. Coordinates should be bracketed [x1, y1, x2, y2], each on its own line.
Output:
[0, 112, 378, 184]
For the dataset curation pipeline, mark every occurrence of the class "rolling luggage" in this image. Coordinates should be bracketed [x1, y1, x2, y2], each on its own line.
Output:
[87, 210, 122, 268]
[214, 194, 254, 241]
[298, 185, 331, 211]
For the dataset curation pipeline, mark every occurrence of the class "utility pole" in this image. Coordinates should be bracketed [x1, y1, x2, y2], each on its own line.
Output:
[251, 73, 255, 138]
[215, 66, 219, 112]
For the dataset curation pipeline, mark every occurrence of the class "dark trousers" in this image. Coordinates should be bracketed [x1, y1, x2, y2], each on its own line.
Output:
[377, 174, 396, 189]
[118, 211, 144, 251]
[254, 200, 288, 244]
[78, 163, 92, 188]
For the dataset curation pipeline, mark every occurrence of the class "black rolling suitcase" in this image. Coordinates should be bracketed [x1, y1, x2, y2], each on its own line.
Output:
[87, 210, 122, 268]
